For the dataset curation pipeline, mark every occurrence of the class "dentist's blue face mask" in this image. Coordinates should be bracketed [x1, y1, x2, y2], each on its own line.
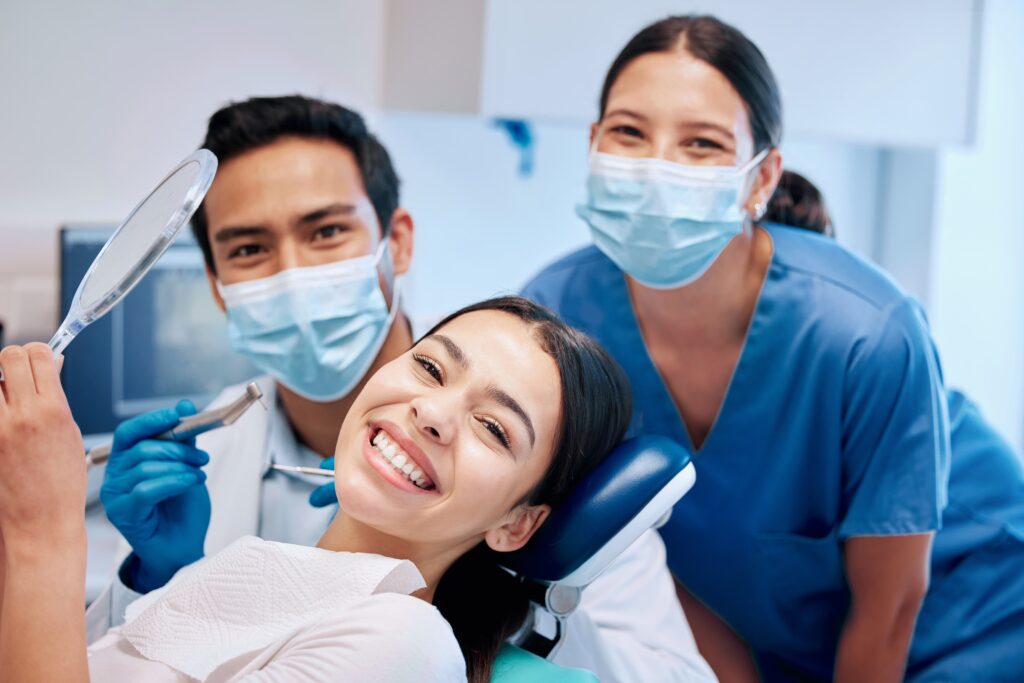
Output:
[218, 242, 401, 402]
[576, 147, 768, 289]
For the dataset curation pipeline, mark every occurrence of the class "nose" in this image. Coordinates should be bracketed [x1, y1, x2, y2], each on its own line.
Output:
[276, 237, 303, 271]
[409, 394, 456, 445]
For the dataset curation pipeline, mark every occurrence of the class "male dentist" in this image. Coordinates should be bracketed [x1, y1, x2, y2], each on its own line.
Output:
[87, 95, 714, 682]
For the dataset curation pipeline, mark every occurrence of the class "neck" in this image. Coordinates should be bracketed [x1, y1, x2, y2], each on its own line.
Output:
[628, 224, 773, 342]
[316, 511, 475, 603]
[277, 314, 415, 458]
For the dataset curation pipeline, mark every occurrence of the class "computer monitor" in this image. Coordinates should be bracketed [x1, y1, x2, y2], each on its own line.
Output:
[60, 226, 257, 436]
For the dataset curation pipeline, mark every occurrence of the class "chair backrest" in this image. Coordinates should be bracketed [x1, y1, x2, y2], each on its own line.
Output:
[501, 434, 695, 586]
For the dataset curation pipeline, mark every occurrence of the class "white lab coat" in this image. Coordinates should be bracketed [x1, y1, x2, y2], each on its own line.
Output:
[87, 379, 716, 683]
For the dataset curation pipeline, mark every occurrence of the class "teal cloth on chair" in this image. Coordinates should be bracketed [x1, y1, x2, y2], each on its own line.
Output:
[490, 645, 598, 683]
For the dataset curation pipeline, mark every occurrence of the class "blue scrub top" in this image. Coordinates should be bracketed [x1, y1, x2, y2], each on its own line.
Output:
[523, 224, 1024, 681]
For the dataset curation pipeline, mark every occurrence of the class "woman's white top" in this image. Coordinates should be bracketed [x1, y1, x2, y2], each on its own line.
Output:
[87, 536, 466, 682]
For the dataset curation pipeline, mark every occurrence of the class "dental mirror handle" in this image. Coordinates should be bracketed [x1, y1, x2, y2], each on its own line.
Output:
[270, 464, 336, 478]
[49, 317, 87, 357]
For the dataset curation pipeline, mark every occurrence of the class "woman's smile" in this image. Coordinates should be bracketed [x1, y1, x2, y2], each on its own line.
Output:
[362, 423, 440, 494]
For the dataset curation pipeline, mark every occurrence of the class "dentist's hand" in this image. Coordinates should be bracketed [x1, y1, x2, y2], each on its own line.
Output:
[308, 455, 338, 507]
[100, 401, 211, 594]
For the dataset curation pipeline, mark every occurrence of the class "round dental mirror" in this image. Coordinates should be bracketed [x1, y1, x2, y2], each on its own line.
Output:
[49, 149, 218, 355]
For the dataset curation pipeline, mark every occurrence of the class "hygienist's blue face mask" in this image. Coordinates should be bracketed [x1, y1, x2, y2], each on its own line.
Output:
[218, 242, 400, 402]
[576, 147, 768, 289]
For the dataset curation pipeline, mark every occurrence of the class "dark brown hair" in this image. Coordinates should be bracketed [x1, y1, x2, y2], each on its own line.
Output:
[190, 95, 400, 274]
[765, 170, 834, 237]
[599, 15, 783, 153]
[424, 296, 632, 683]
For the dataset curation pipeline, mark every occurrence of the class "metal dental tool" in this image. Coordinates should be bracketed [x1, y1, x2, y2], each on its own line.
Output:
[270, 464, 336, 478]
[85, 382, 265, 469]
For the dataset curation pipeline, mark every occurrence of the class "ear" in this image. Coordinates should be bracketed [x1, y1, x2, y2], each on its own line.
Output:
[205, 266, 226, 313]
[744, 148, 784, 219]
[588, 121, 599, 149]
[386, 208, 415, 277]
[484, 503, 551, 553]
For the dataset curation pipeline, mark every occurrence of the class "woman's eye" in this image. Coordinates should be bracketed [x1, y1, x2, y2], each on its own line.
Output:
[227, 244, 265, 259]
[479, 417, 511, 449]
[413, 354, 443, 382]
[313, 224, 349, 241]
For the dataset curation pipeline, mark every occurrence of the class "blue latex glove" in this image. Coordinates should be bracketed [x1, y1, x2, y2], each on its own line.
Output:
[100, 400, 211, 594]
[308, 455, 337, 507]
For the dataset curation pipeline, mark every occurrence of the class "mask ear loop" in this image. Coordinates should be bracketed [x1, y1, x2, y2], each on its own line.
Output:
[740, 148, 772, 223]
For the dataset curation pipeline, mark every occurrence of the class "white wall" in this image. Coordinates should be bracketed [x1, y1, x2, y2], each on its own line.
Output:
[481, 0, 979, 145]
[0, 0, 387, 341]
[928, 0, 1024, 449]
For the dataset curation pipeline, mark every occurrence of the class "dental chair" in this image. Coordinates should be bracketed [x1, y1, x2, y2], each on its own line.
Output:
[489, 435, 697, 683]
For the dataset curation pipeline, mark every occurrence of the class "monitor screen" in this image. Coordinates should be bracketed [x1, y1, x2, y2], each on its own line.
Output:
[60, 227, 256, 435]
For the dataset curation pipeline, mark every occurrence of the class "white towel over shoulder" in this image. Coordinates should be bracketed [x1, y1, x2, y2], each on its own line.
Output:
[87, 536, 466, 682]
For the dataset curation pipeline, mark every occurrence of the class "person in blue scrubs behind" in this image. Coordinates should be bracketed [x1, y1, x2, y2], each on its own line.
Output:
[523, 15, 1024, 682]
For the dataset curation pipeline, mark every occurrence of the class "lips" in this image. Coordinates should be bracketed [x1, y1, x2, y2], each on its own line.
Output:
[367, 420, 441, 493]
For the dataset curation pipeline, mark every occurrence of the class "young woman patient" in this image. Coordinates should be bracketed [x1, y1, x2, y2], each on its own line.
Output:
[0, 296, 632, 683]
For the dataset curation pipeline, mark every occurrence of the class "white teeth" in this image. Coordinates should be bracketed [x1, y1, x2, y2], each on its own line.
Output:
[370, 429, 433, 490]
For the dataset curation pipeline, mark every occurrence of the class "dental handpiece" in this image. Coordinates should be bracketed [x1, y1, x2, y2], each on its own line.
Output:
[85, 382, 265, 468]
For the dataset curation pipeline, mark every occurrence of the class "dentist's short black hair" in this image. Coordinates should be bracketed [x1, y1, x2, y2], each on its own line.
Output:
[190, 95, 400, 274]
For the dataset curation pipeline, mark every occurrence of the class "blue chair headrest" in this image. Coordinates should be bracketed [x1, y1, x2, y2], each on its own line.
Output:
[500, 435, 694, 586]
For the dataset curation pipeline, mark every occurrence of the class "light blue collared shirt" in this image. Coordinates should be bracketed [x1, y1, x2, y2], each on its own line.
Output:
[258, 396, 337, 546]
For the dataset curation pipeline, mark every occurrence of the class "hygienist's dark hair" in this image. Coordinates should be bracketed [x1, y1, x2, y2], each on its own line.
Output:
[189, 95, 400, 274]
[599, 15, 783, 154]
[424, 296, 632, 683]
[765, 170, 835, 237]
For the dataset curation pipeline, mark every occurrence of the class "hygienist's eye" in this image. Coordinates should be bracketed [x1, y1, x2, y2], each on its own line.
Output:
[611, 125, 643, 139]
[413, 354, 443, 383]
[687, 137, 725, 150]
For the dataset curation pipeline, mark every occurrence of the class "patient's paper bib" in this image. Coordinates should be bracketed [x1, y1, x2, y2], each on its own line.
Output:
[120, 536, 425, 680]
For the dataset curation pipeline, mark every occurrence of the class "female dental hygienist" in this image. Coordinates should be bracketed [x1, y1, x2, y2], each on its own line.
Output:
[523, 14, 1024, 683]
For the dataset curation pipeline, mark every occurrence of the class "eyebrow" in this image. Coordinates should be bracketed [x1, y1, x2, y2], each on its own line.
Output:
[603, 108, 649, 122]
[213, 225, 271, 243]
[297, 203, 357, 225]
[426, 334, 536, 447]
[678, 120, 736, 140]
[212, 203, 358, 243]
[428, 334, 468, 369]
[486, 384, 536, 448]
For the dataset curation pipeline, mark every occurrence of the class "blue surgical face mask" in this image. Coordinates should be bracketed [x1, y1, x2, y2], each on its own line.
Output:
[218, 243, 401, 402]
[576, 148, 768, 289]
